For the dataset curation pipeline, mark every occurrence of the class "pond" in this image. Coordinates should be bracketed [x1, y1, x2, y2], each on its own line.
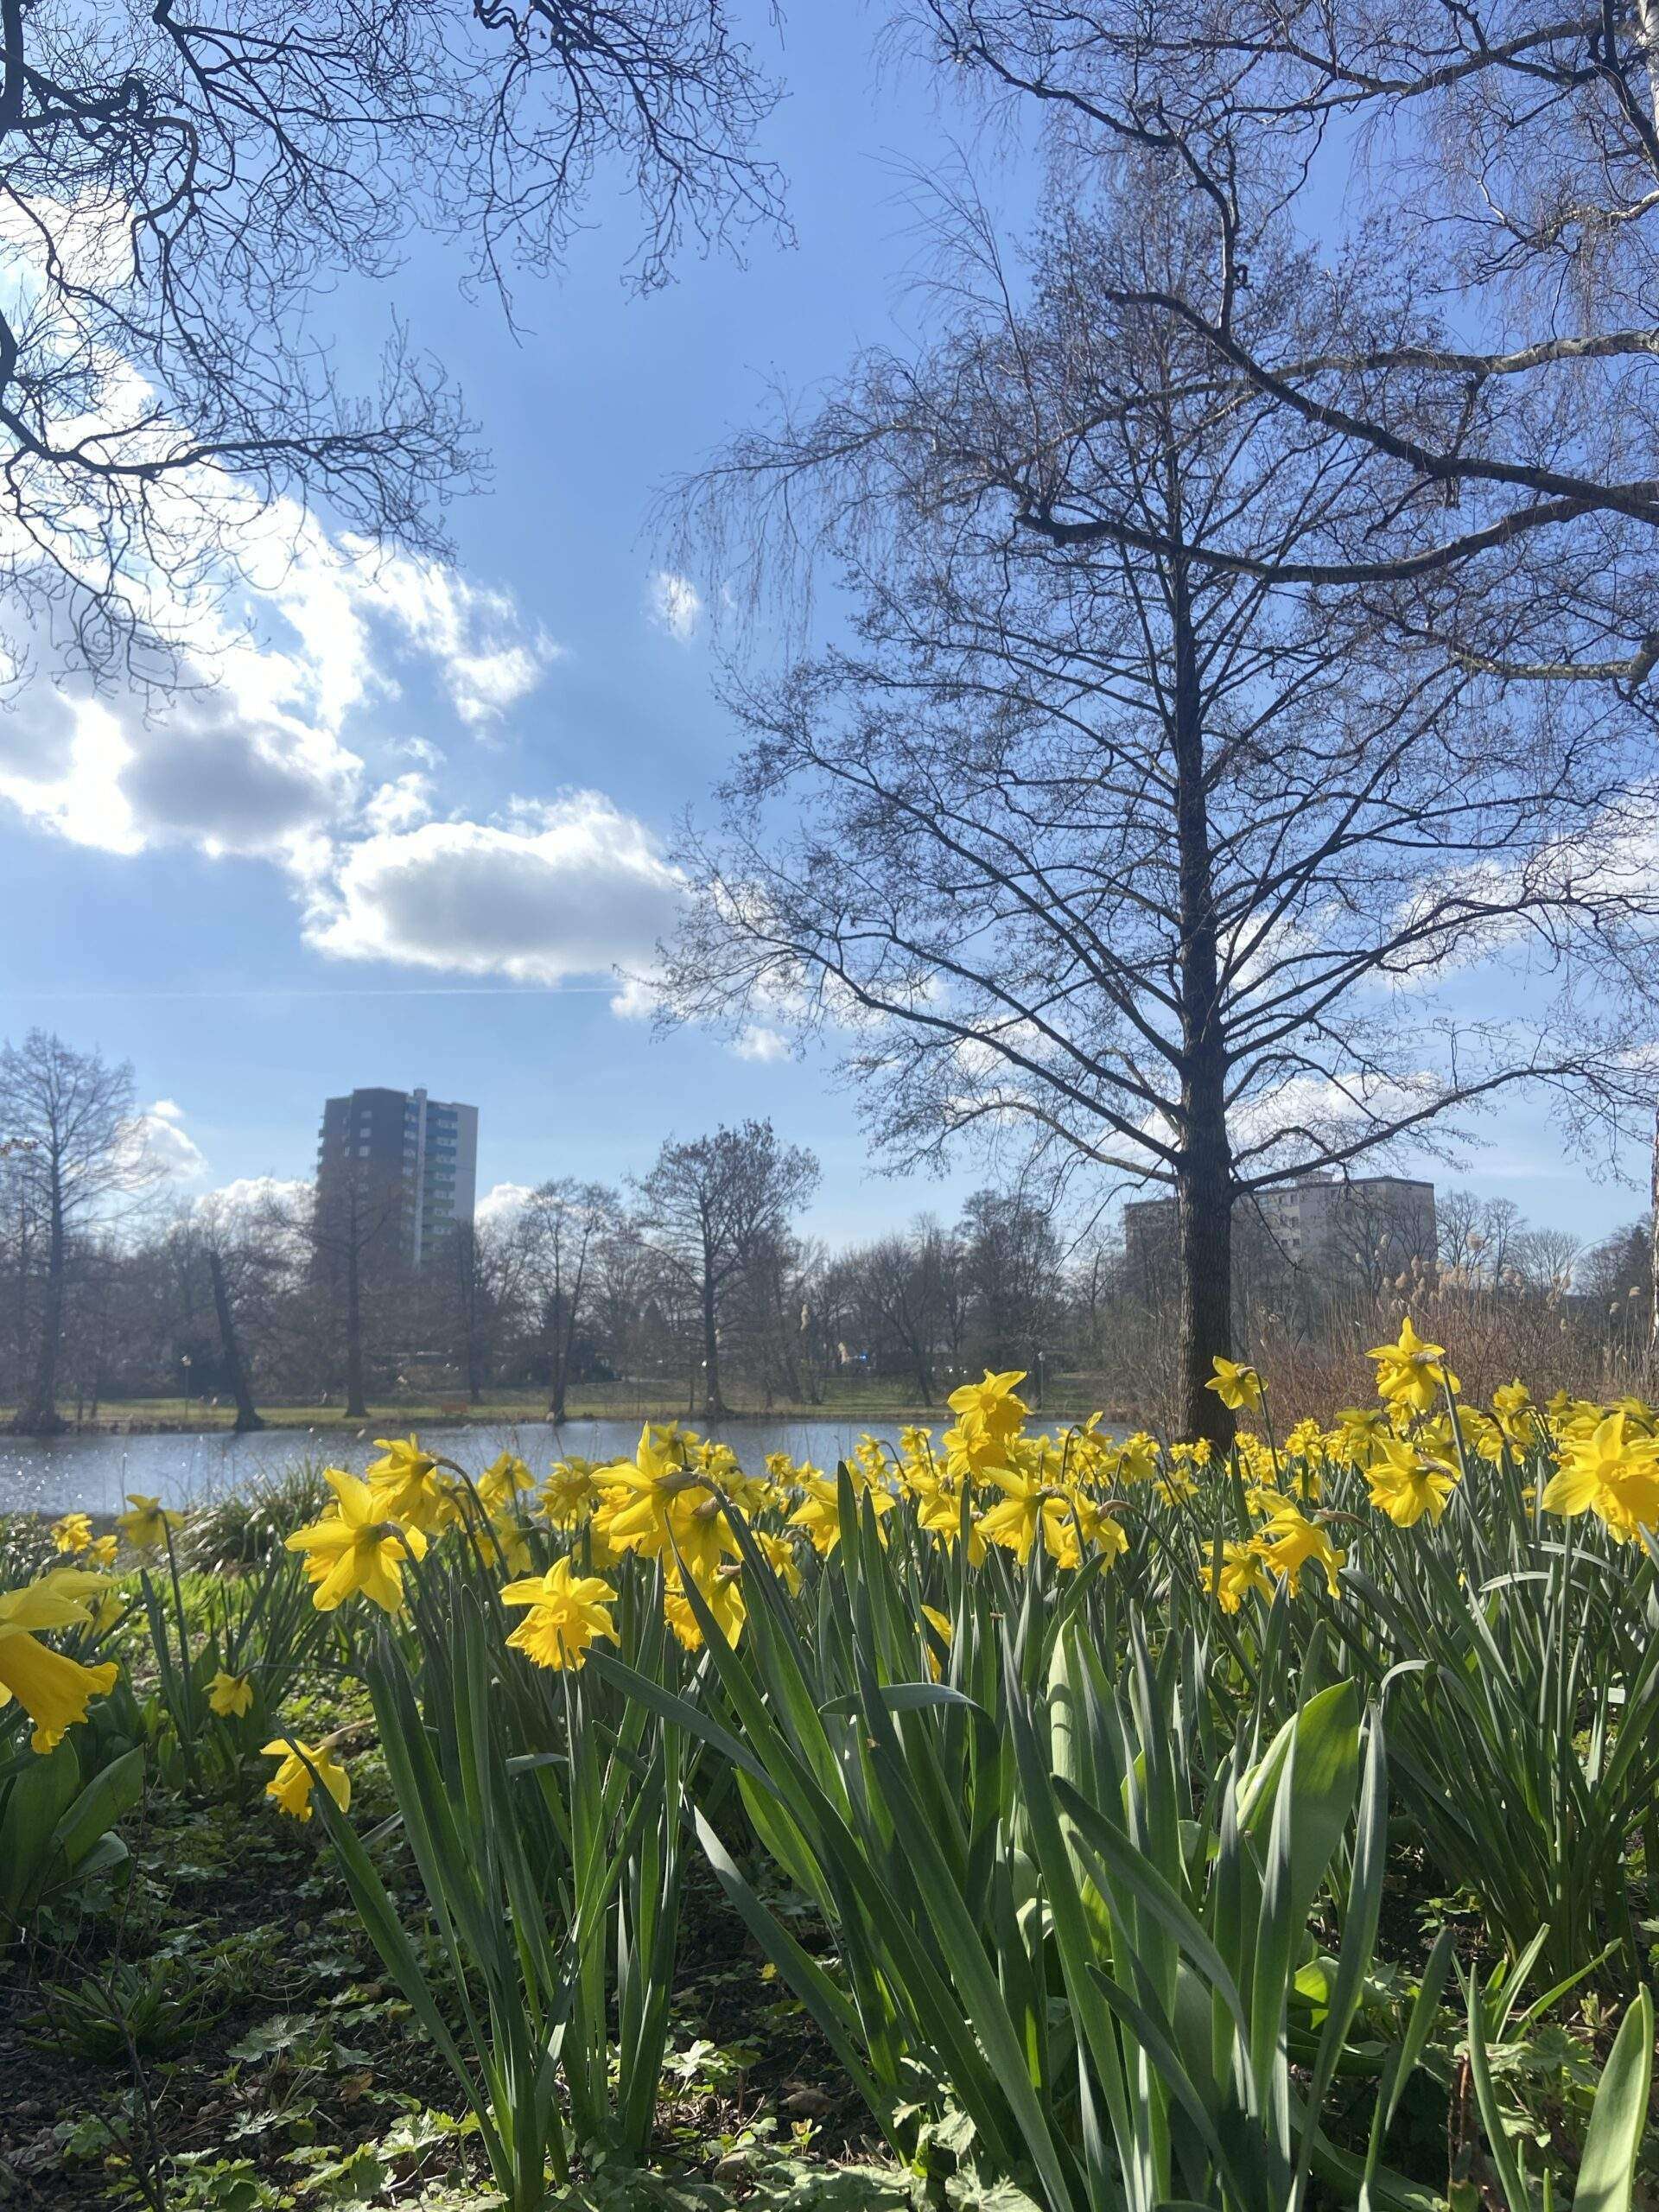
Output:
[0, 1416, 918, 1520]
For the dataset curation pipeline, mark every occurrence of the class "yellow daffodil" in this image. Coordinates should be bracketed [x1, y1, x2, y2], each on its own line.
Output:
[500, 1556, 618, 1670]
[1206, 1357, 1263, 1413]
[478, 1451, 534, 1516]
[1491, 1381, 1535, 1447]
[753, 1530, 804, 1594]
[49, 1512, 92, 1554]
[1332, 1407, 1389, 1468]
[541, 1458, 598, 1526]
[1541, 1413, 1659, 1541]
[117, 1493, 176, 1550]
[1363, 1438, 1459, 1528]
[83, 1535, 118, 1569]
[1200, 1541, 1274, 1614]
[262, 1737, 351, 1821]
[920, 1601, 954, 1680]
[0, 1573, 119, 1752]
[787, 1471, 891, 1556]
[1113, 1433, 1161, 1486]
[208, 1670, 255, 1718]
[664, 1565, 747, 1653]
[365, 1434, 445, 1532]
[1367, 1316, 1459, 1412]
[1068, 1491, 1128, 1562]
[913, 1477, 987, 1564]
[592, 1425, 734, 1583]
[943, 1370, 1029, 1475]
[285, 1470, 428, 1613]
[1255, 1505, 1345, 1595]
[977, 1460, 1080, 1569]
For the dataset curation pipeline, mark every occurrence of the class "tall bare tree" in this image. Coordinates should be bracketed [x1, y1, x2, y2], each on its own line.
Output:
[661, 175, 1659, 1441]
[903, 3, 1659, 683]
[0, 1030, 157, 1433]
[634, 1119, 818, 1419]
[285, 1166, 404, 1421]
[169, 1192, 286, 1432]
[516, 1179, 621, 1420]
[0, 0, 785, 688]
[843, 1225, 953, 1402]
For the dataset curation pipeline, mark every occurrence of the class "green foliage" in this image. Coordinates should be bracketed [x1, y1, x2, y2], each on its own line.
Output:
[0, 1720, 143, 1936]
[308, 1560, 692, 2212]
[1293, 1440, 1659, 1982]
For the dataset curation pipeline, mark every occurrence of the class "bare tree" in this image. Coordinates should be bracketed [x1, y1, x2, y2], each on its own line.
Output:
[516, 1179, 620, 1420]
[900, 3, 1659, 683]
[169, 1192, 285, 1432]
[843, 1225, 952, 1402]
[283, 1166, 404, 1421]
[660, 172, 1659, 1443]
[0, 1031, 158, 1433]
[0, 0, 785, 689]
[634, 1120, 818, 1418]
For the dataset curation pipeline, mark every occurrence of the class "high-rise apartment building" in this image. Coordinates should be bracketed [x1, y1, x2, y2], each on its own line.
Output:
[315, 1087, 479, 1266]
[1124, 1173, 1437, 1287]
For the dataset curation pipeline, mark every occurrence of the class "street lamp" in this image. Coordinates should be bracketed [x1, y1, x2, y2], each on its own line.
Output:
[181, 1351, 193, 1427]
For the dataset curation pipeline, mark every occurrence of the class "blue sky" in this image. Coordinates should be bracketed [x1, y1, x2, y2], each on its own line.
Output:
[0, 7, 1642, 1249]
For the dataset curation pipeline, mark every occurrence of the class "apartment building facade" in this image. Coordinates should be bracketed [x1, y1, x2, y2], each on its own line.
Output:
[315, 1086, 479, 1267]
[1124, 1173, 1437, 1293]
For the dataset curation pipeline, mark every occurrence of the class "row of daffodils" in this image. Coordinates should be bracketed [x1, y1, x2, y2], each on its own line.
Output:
[5, 1317, 1652, 1812]
[9, 1316, 1659, 2212]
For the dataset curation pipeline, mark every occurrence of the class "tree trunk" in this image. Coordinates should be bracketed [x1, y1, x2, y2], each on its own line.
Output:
[345, 1233, 367, 1420]
[701, 1252, 723, 1420]
[1170, 556, 1236, 1451]
[12, 1182, 65, 1434]
[208, 1248, 263, 1433]
[904, 1329, 934, 1404]
[549, 1276, 581, 1422]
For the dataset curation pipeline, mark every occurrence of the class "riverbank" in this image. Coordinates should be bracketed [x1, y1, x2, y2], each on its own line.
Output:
[0, 1380, 1123, 1439]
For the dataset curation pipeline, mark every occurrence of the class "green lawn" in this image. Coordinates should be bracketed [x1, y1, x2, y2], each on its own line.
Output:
[0, 1376, 1116, 1435]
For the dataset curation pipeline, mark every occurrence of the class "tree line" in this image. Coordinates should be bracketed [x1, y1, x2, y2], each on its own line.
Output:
[3, 1031, 1651, 1435]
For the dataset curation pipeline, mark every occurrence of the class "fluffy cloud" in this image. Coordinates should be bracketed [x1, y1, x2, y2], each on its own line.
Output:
[361, 772, 436, 834]
[0, 508, 554, 866]
[647, 569, 702, 643]
[476, 1180, 536, 1230]
[132, 1098, 210, 1184]
[306, 792, 684, 983]
[357, 552, 557, 726]
[734, 1024, 790, 1062]
[194, 1174, 312, 1219]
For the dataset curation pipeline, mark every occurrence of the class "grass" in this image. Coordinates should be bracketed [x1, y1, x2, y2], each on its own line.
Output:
[0, 1376, 1117, 1436]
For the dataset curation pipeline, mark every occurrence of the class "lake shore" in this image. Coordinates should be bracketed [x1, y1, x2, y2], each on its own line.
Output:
[0, 1385, 1123, 1440]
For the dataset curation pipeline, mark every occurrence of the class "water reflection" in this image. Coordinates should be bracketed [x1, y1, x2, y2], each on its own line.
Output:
[0, 1416, 915, 1518]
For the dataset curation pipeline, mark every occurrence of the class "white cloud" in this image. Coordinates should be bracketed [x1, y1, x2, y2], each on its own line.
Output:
[195, 1174, 312, 1219]
[647, 569, 702, 644]
[609, 970, 663, 1020]
[362, 772, 436, 834]
[0, 502, 556, 867]
[734, 1024, 790, 1062]
[132, 1098, 210, 1184]
[354, 550, 558, 725]
[476, 1180, 535, 1230]
[1227, 1071, 1441, 1173]
[306, 791, 684, 984]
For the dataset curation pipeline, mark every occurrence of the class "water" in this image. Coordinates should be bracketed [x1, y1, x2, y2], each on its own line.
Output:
[0, 1416, 915, 1520]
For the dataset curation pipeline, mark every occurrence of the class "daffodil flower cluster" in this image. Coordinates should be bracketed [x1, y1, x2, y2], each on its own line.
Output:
[250, 1325, 1659, 1815]
[0, 1567, 120, 1752]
